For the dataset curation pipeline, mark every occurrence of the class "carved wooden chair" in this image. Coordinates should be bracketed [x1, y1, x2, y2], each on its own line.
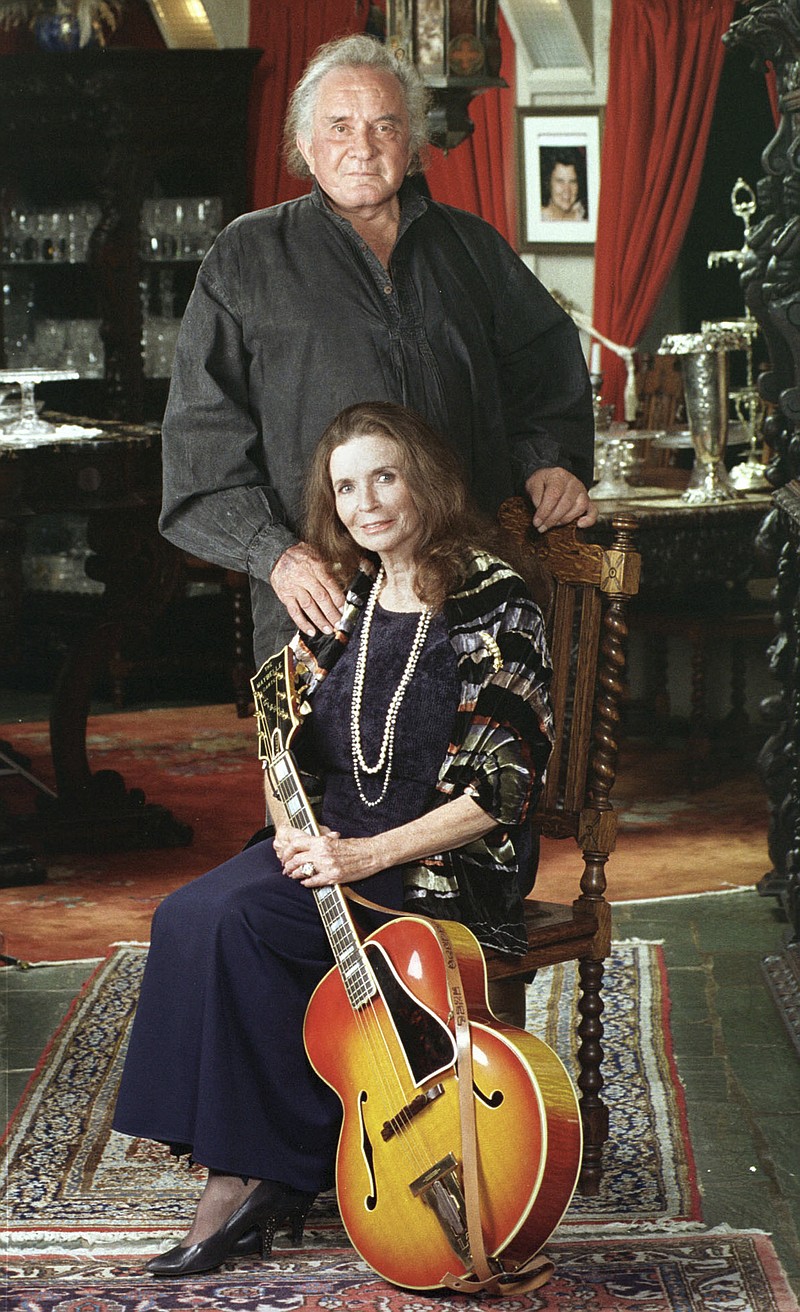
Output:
[634, 352, 686, 434]
[484, 498, 641, 1196]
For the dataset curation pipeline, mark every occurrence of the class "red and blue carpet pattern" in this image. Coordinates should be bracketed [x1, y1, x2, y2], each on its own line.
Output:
[3, 941, 696, 1259]
[4, 1235, 800, 1310]
[3, 945, 798, 1310]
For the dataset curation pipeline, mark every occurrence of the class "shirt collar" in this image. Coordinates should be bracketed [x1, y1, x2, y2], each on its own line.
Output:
[309, 176, 428, 238]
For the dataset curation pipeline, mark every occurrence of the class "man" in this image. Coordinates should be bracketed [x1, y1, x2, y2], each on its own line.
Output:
[160, 34, 597, 665]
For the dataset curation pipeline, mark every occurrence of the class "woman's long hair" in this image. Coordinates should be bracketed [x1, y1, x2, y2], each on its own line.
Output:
[302, 402, 550, 610]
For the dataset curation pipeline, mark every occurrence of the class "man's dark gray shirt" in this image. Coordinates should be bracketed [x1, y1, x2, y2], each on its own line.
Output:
[159, 180, 594, 664]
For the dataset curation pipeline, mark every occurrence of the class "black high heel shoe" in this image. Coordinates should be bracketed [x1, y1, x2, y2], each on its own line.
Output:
[145, 1179, 316, 1277]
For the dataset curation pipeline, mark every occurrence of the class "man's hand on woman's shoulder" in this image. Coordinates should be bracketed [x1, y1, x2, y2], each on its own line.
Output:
[270, 542, 346, 636]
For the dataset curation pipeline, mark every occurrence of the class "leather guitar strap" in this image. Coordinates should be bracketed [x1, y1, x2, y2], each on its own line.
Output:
[343, 889, 554, 1297]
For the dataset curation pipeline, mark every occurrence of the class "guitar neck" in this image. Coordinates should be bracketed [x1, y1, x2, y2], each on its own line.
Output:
[268, 750, 376, 1010]
[268, 750, 320, 838]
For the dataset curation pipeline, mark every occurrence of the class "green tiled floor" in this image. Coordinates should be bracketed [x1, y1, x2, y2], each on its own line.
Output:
[3, 891, 800, 1297]
[614, 891, 800, 1294]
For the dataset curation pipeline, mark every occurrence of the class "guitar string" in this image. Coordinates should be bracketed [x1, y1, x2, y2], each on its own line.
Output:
[312, 887, 446, 1188]
[267, 725, 556, 1275]
[261, 683, 484, 1249]
[339, 954, 454, 1192]
[274, 766, 459, 1191]
[274, 764, 457, 1189]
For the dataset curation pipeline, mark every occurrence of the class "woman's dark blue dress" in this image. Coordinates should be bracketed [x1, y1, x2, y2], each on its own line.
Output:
[112, 607, 459, 1192]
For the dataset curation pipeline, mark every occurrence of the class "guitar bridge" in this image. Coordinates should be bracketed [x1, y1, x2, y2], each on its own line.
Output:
[382, 1083, 444, 1141]
[409, 1152, 471, 1268]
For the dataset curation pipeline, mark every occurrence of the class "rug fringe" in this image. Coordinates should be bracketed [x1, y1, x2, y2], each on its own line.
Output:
[558, 1219, 707, 1236]
[704, 1223, 772, 1236]
[615, 936, 665, 945]
[1, 956, 103, 970]
[617, 887, 754, 905]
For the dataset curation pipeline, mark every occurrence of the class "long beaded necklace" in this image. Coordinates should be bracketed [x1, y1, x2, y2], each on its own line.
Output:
[350, 566, 432, 808]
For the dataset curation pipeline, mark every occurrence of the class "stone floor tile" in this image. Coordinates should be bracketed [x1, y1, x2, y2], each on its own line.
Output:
[5, 989, 76, 1066]
[1, 962, 97, 995]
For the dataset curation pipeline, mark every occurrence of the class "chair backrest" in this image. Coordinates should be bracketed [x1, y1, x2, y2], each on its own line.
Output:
[491, 501, 640, 1195]
[634, 352, 685, 432]
[498, 498, 641, 875]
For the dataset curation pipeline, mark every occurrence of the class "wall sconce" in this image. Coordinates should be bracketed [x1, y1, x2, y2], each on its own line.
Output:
[385, 0, 507, 150]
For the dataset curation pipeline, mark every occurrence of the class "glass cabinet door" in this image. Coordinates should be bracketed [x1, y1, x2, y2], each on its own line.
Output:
[138, 195, 222, 379]
[2, 202, 103, 376]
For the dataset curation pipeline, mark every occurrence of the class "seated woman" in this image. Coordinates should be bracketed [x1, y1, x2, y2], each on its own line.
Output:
[112, 400, 554, 1278]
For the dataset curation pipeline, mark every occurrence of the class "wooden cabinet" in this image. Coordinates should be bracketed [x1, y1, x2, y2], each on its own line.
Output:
[0, 49, 260, 422]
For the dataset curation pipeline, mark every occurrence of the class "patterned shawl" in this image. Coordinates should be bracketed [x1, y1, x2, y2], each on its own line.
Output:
[291, 551, 553, 954]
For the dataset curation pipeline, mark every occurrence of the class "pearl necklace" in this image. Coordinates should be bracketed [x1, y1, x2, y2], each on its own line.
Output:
[350, 566, 432, 808]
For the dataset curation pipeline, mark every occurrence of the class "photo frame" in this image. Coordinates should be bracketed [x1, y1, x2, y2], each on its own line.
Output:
[517, 109, 601, 250]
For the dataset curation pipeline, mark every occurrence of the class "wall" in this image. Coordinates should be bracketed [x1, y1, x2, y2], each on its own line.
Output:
[504, 0, 611, 351]
[203, 0, 248, 48]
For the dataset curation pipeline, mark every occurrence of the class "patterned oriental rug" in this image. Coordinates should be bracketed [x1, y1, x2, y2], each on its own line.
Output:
[0, 706, 770, 963]
[4, 1234, 799, 1312]
[5, 945, 798, 1312]
[4, 942, 697, 1263]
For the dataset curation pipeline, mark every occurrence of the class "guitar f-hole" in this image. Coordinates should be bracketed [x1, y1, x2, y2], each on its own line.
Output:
[358, 1089, 378, 1211]
[474, 1083, 504, 1109]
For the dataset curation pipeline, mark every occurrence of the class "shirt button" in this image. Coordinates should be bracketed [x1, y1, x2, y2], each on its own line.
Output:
[384, 283, 392, 294]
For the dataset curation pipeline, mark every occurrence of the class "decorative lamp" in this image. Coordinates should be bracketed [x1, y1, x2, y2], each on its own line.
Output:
[385, 0, 507, 150]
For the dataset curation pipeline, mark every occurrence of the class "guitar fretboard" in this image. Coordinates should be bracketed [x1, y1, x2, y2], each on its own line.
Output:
[269, 752, 377, 1010]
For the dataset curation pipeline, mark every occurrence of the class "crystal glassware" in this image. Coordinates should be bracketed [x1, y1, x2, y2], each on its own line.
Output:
[728, 388, 768, 491]
[0, 367, 79, 438]
[592, 428, 651, 498]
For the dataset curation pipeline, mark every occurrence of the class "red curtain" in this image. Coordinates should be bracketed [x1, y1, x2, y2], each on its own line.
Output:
[425, 10, 517, 246]
[592, 0, 735, 418]
[248, 0, 369, 210]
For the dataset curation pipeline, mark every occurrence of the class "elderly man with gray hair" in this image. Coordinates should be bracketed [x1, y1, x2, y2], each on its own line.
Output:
[159, 33, 596, 667]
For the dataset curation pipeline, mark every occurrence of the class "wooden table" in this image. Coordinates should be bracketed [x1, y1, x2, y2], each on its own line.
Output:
[592, 481, 774, 784]
[593, 481, 772, 592]
[0, 416, 192, 884]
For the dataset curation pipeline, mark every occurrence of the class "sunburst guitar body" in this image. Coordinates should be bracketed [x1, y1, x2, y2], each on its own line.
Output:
[304, 912, 581, 1290]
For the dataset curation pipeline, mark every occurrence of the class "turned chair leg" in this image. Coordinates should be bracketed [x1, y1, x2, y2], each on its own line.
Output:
[724, 642, 751, 738]
[576, 956, 608, 1195]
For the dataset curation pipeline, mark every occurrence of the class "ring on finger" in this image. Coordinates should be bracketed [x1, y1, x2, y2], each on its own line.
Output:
[299, 862, 316, 878]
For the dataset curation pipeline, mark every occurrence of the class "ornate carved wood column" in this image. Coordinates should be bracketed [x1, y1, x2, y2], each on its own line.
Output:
[724, 0, 800, 940]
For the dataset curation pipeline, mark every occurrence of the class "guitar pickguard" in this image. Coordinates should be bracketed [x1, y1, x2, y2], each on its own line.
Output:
[364, 941, 457, 1086]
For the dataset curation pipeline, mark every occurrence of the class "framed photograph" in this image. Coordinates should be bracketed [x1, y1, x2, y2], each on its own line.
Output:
[517, 109, 601, 250]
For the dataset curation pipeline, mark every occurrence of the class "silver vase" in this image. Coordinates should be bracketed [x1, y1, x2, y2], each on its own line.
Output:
[680, 347, 739, 503]
[660, 328, 750, 505]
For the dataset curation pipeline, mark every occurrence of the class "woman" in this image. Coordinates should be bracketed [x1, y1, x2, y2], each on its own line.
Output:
[112, 401, 554, 1278]
[540, 149, 587, 223]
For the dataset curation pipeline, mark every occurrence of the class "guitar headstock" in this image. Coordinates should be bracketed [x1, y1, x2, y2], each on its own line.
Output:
[250, 646, 306, 768]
